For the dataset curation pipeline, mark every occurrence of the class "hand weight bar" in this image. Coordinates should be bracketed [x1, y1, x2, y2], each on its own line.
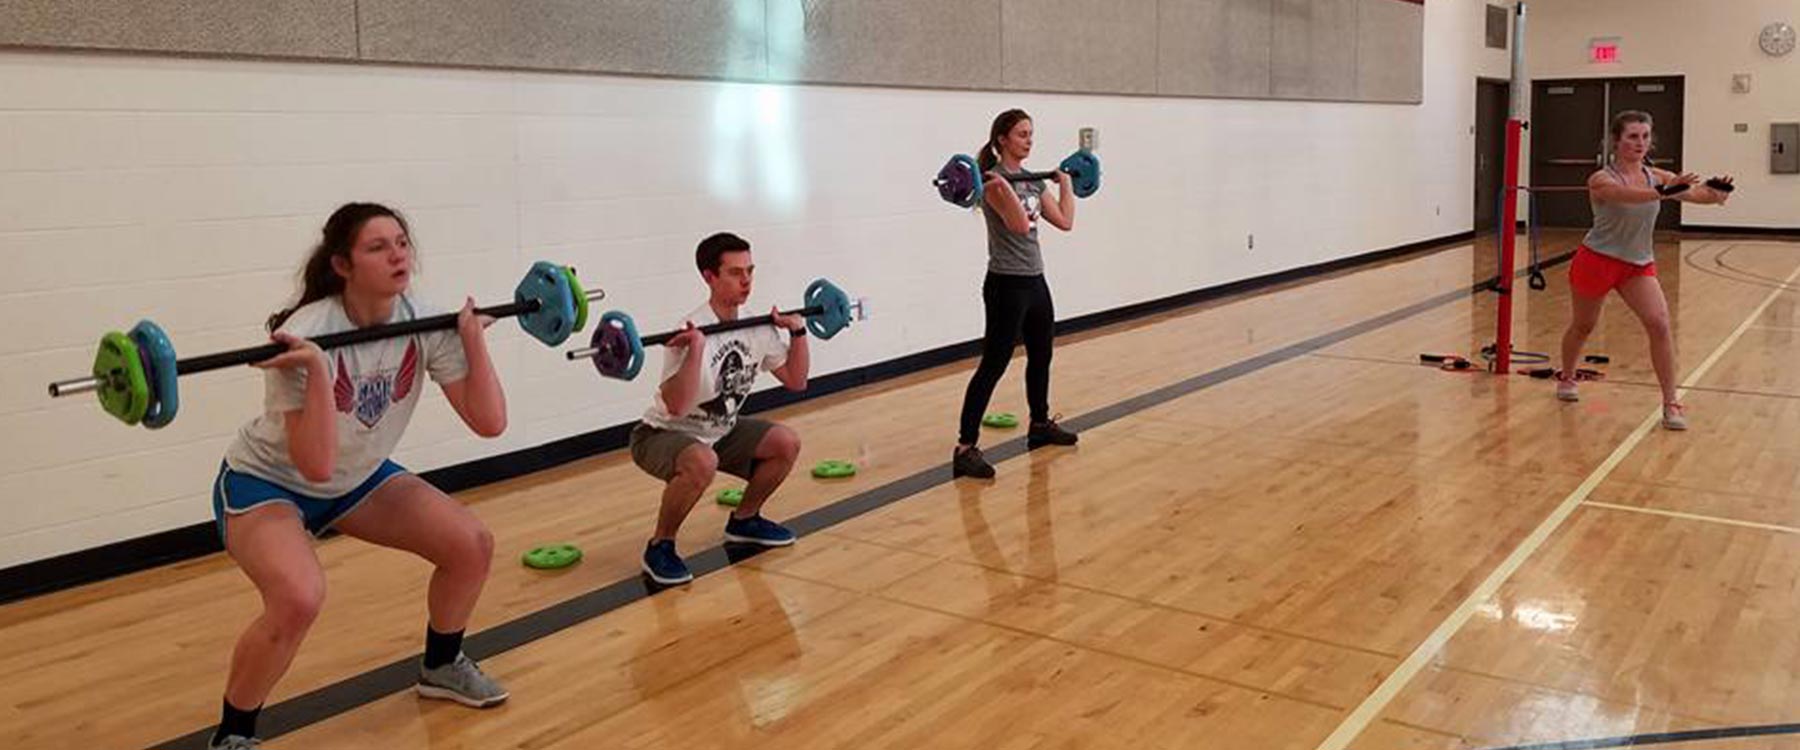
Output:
[1419, 353, 1475, 372]
[568, 278, 865, 381]
[933, 149, 1102, 209]
[49, 261, 602, 428]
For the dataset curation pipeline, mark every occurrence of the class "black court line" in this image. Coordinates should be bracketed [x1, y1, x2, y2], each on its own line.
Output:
[1481, 722, 1800, 750]
[1683, 243, 1800, 294]
[1717, 243, 1800, 290]
[152, 268, 1513, 750]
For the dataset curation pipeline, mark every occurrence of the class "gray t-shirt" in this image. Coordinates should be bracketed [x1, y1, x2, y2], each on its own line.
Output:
[980, 164, 1045, 276]
[224, 295, 469, 495]
[1582, 164, 1662, 266]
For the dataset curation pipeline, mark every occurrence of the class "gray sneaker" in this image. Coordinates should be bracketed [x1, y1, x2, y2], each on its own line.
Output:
[418, 653, 510, 708]
[209, 736, 260, 750]
[1662, 402, 1689, 431]
[1556, 373, 1580, 402]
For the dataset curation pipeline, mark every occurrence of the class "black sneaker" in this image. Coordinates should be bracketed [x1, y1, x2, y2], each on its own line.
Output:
[1027, 417, 1079, 448]
[952, 446, 996, 479]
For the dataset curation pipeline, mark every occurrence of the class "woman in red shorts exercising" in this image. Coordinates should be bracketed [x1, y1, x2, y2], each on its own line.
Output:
[1557, 110, 1733, 430]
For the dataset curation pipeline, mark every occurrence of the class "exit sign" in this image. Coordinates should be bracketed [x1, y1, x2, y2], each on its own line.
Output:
[1590, 37, 1621, 63]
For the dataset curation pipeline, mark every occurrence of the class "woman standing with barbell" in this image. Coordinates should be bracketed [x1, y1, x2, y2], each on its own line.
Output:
[953, 109, 1080, 479]
[205, 203, 510, 749]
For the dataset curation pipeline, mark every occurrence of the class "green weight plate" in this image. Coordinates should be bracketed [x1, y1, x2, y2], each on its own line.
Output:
[981, 412, 1019, 429]
[93, 331, 150, 426]
[811, 459, 857, 479]
[563, 265, 589, 334]
[522, 543, 583, 570]
[716, 487, 745, 507]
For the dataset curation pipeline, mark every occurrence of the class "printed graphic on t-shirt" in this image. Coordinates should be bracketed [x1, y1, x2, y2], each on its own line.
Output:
[695, 339, 757, 429]
[333, 340, 420, 429]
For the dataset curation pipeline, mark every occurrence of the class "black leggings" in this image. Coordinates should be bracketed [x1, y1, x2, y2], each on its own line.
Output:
[958, 273, 1055, 445]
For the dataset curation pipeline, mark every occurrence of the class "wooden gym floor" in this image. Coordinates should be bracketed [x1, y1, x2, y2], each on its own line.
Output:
[3, 230, 1798, 750]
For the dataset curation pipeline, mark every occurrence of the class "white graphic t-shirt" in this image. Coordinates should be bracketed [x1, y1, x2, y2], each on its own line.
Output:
[640, 303, 791, 444]
[224, 295, 469, 496]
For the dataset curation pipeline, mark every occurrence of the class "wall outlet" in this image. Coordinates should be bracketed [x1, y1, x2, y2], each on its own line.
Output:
[1247, 233, 1255, 250]
[1079, 127, 1098, 152]
[854, 297, 871, 321]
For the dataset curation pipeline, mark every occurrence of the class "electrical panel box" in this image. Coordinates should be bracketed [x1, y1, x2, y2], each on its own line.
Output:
[1775, 122, 1800, 174]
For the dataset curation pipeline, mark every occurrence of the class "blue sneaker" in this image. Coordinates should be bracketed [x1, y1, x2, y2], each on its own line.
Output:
[641, 539, 693, 585]
[723, 514, 797, 547]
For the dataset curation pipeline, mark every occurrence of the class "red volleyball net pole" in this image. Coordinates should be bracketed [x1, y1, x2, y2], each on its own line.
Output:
[1491, 1, 1528, 374]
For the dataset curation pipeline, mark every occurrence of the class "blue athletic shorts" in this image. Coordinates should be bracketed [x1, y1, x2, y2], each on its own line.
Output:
[211, 460, 408, 543]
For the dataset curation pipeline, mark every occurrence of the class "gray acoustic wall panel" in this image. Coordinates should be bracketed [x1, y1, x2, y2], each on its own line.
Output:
[1270, 0, 1358, 101]
[1157, 0, 1273, 98]
[0, 0, 356, 59]
[768, 0, 1003, 89]
[358, 0, 766, 78]
[1, 0, 1423, 104]
[1355, 0, 1423, 103]
[1001, 0, 1157, 94]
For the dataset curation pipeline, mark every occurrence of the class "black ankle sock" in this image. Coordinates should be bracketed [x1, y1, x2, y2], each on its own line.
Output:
[211, 699, 261, 745]
[424, 627, 464, 670]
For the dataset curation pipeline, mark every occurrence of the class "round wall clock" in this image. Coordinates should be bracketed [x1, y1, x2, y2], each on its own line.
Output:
[1761, 22, 1796, 56]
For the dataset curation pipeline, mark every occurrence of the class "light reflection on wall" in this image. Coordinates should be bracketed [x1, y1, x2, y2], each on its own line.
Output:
[710, 0, 804, 214]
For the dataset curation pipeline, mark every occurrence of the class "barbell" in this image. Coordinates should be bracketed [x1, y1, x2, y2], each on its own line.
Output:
[48, 261, 601, 428]
[566, 279, 864, 381]
[933, 149, 1102, 209]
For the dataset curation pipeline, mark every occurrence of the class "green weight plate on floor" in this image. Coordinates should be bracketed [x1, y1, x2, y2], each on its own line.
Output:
[811, 460, 857, 479]
[522, 543, 583, 570]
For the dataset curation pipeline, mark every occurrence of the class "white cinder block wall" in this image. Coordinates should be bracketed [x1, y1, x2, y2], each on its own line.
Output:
[0, 0, 1508, 568]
